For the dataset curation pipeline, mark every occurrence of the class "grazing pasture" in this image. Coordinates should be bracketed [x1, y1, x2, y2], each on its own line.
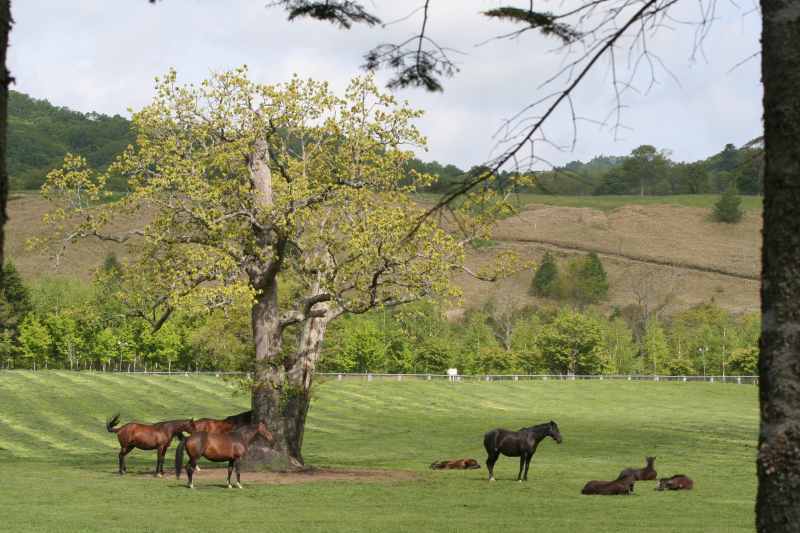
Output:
[0, 372, 756, 532]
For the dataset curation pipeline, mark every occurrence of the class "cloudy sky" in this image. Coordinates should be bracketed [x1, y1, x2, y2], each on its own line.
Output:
[9, 1, 761, 170]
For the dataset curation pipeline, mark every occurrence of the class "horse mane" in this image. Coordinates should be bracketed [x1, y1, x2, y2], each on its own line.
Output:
[518, 422, 551, 433]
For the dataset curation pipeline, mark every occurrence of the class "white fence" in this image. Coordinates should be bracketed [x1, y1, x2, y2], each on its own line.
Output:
[0, 369, 759, 385]
[316, 373, 759, 385]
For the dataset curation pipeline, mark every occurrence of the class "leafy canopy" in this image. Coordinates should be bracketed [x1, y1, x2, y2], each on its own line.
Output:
[39, 68, 465, 326]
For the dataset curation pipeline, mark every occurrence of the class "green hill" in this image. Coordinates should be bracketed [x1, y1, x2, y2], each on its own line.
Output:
[8, 91, 134, 190]
[0, 372, 757, 532]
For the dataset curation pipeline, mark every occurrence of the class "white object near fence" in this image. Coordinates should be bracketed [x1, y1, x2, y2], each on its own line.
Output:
[447, 368, 458, 382]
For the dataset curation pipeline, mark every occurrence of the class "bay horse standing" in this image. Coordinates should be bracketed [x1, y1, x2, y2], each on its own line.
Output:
[483, 420, 563, 482]
[175, 421, 273, 489]
[106, 414, 193, 476]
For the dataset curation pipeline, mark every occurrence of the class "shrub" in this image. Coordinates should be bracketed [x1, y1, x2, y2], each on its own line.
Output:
[712, 184, 743, 223]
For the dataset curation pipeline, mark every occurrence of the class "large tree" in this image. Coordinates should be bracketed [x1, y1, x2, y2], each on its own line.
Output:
[39, 69, 465, 468]
[756, 0, 800, 528]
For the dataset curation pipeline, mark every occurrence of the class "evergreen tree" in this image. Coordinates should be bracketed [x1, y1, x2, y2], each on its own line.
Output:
[530, 252, 560, 298]
[712, 184, 744, 223]
[575, 252, 609, 304]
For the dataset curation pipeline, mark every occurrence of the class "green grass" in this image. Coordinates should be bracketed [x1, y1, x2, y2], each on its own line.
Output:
[414, 192, 763, 212]
[0, 372, 757, 532]
[507, 193, 763, 211]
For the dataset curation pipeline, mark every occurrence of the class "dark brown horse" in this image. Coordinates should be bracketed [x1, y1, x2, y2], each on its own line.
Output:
[224, 410, 252, 426]
[617, 456, 657, 481]
[106, 413, 193, 476]
[430, 458, 481, 470]
[657, 474, 694, 491]
[175, 421, 274, 489]
[582, 474, 636, 495]
[483, 420, 563, 482]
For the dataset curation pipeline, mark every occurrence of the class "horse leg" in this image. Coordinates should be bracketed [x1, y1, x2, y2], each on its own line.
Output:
[486, 453, 498, 481]
[517, 456, 525, 482]
[186, 458, 196, 489]
[227, 460, 234, 489]
[235, 459, 242, 489]
[523, 453, 533, 481]
[119, 445, 133, 475]
[158, 445, 170, 477]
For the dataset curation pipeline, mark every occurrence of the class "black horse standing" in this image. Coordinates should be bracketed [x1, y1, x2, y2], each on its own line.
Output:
[483, 421, 563, 481]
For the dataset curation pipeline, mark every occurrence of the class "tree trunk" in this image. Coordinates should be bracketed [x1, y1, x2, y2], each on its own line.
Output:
[0, 1, 11, 270]
[757, 1, 800, 530]
[244, 298, 331, 471]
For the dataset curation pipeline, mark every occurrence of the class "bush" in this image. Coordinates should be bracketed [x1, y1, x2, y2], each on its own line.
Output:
[530, 252, 560, 298]
[712, 184, 743, 223]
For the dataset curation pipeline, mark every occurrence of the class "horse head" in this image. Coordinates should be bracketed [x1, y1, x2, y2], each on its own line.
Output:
[256, 421, 275, 444]
[646, 456, 656, 467]
[549, 420, 563, 444]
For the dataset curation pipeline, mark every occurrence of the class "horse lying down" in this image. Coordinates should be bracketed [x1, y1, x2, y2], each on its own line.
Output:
[617, 456, 657, 481]
[656, 475, 694, 491]
[581, 474, 636, 495]
[430, 458, 481, 470]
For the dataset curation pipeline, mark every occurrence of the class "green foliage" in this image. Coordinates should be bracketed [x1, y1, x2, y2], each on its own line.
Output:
[536, 309, 605, 374]
[18, 314, 52, 369]
[559, 253, 609, 305]
[642, 319, 669, 374]
[712, 184, 744, 223]
[530, 252, 560, 297]
[728, 346, 758, 375]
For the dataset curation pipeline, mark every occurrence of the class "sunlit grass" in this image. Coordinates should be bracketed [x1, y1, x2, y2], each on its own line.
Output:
[0, 372, 757, 532]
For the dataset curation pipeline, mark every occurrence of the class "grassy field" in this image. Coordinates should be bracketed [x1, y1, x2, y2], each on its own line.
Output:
[0, 372, 757, 532]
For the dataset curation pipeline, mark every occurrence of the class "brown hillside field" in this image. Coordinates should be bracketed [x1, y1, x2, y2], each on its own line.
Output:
[6, 195, 760, 314]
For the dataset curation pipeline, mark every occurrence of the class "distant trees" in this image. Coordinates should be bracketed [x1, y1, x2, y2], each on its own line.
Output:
[530, 252, 560, 297]
[531, 252, 608, 305]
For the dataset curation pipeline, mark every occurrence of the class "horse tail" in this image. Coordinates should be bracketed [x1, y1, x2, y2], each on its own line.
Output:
[106, 413, 121, 433]
[175, 438, 186, 479]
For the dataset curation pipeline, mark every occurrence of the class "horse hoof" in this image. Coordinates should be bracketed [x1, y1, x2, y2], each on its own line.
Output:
[156, 473, 163, 478]
[518, 479, 523, 483]
[237, 483, 243, 489]
[489, 478, 496, 482]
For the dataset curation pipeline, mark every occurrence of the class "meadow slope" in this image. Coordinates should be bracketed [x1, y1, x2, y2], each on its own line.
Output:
[6, 193, 760, 315]
[0, 372, 757, 532]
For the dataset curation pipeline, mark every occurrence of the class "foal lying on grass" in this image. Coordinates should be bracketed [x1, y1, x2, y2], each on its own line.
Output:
[656, 474, 694, 491]
[581, 474, 636, 495]
[430, 458, 481, 470]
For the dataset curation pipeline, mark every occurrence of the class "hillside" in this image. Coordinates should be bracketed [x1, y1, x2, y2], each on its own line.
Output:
[0, 373, 757, 532]
[7, 91, 133, 190]
[6, 193, 761, 315]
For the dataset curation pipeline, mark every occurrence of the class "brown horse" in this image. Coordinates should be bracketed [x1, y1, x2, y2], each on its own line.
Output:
[617, 456, 657, 481]
[106, 413, 193, 476]
[582, 474, 636, 495]
[190, 418, 238, 434]
[175, 421, 274, 489]
[430, 458, 481, 470]
[483, 421, 563, 482]
[657, 474, 694, 491]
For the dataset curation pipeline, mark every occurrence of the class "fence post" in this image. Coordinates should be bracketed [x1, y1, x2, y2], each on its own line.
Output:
[397, 374, 402, 382]
[737, 377, 742, 385]
[367, 373, 373, 382]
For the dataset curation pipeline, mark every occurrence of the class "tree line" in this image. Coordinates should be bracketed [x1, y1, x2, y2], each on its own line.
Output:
[6, 88, 761, 199]
[410, 142, 763, 197]
[0, 255, 758, 377]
